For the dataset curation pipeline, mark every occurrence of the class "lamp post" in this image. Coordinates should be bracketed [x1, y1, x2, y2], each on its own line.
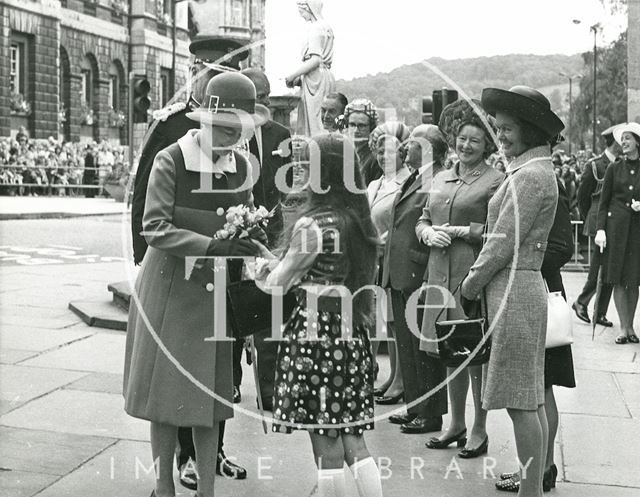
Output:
[573, 19, 601, 153]
[558, 72, 583, 154]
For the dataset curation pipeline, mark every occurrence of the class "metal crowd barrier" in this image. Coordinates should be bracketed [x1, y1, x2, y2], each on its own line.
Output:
[565, 220, 590, 272]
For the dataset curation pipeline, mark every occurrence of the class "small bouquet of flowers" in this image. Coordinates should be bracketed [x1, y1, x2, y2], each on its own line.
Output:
[214, 204, 273, 242]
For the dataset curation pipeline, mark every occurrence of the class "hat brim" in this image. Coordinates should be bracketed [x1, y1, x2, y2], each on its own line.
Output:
[613, 122, 640, 145]
[186, 104, 270, 129]
[481, 88, 565, 138]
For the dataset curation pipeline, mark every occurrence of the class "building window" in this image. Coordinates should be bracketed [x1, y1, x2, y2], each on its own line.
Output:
[81, 70, 92, 107]
[9, 34, 31, 115]
[229, 0, 246, 26]
[160, 68, 173, 107]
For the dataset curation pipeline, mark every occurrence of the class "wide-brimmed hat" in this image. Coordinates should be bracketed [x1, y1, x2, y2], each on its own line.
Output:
[601, 123, 624, 137]
[186, 73, 269, 129]
[481, 86, 565, 138]
[613, 122, 640, 145]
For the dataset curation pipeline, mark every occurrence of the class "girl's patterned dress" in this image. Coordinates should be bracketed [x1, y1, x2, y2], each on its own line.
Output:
[259, 211, 375, 438]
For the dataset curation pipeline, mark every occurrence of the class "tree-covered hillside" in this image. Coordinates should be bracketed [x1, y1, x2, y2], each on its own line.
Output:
[336, 53, 584, 124]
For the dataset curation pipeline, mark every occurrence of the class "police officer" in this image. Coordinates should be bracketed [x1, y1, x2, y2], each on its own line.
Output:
[573, 124, 622, 326]
[130, 35, 250, 489]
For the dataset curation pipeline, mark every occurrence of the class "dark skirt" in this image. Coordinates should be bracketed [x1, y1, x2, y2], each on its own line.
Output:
[541, 264, 576, 390]
[272, 299, 375, 438]
[544, 345, 576, 389]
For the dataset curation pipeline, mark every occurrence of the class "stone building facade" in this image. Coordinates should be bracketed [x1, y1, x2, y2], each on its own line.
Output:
[1, 0, 266, 146]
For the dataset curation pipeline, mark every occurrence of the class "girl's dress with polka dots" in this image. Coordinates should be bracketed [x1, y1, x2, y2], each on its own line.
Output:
[255, 210, 375, 438]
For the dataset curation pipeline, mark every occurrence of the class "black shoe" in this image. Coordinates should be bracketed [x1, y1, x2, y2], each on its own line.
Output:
[543, 464, 557, 492]
[179, 458, 198, 490]
[595, 315, 613, 327]
[425, 428, 467, 449]
[389, 412, 416, 425]
[233, 386, 241, 404]
[571, 301, 591, 324]
[257, 397, 273, 411]
[628, 334, 640, 344]
[458, 436, 488, 459]
[216, 451, 247, 480]
[400, 415, 442, 434]
[375, 391, 404, 405]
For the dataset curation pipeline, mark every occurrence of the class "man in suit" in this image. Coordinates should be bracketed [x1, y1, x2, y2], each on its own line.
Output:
[380, 125, 449, 434]
[573, 125, 622, 326]
[321, 92, 348, 132]
[241, 68, 292, 410]
[130, 36, 250, 489]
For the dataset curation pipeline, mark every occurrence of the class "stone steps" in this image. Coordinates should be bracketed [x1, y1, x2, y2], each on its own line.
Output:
[68, 281, 131, 331]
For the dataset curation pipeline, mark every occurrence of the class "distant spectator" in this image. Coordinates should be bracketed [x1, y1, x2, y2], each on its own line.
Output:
[321, 92, 348, 132]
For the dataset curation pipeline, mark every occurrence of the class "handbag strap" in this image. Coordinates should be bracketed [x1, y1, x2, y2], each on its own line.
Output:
[434, 280, 463, 323]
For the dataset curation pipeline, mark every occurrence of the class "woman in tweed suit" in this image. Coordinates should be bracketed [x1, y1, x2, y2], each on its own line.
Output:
[461, 86, 564, 497]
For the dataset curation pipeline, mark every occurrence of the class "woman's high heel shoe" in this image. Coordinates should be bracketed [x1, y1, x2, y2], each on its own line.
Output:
[543, 464, 558, 492]
[375, 391, 404, 405]
[425, 428, 467, 449]
[458, 436, 488, 459]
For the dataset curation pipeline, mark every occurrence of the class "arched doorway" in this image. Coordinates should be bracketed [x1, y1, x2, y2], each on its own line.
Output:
[80, 53, 99, 142]
[107, 60, 126, 144]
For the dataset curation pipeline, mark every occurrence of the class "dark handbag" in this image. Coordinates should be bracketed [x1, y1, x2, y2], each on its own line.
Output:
[432, 281, 490, 368]
[226, 280, 297, 338]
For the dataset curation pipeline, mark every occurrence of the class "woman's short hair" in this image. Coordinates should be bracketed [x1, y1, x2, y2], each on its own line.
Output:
[439, 99, 498, 159]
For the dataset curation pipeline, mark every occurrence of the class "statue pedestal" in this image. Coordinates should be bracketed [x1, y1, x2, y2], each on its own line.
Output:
[269, 95, 300, 131]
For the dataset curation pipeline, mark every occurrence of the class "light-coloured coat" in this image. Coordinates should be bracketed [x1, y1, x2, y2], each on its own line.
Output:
[461, 146, 558, 411]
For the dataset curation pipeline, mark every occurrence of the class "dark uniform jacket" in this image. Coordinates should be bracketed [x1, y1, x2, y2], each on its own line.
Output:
[577, 152, 615, 236]
[248, 120, 292, 245]
[132, 102, 196, 265]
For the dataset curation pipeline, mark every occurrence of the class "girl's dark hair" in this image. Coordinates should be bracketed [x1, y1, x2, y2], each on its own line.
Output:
[278, 133, 379, 327]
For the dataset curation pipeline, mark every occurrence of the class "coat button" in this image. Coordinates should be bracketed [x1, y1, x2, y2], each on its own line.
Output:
[536, 242, 542, 249]
[206, 283, 214, 292]
[456, 180, 461, 185]
[216, 207, 225, 216]
[445, 198, 451, 204]
[632, 170, 636, 175]
[442, 276, 447, 282]
[629, 185, 634, 190]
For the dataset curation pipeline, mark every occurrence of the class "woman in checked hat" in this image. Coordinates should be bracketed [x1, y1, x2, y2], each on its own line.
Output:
[460, 86, 565, 497]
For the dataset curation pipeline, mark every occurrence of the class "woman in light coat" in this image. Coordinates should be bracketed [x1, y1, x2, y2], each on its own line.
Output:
[461, 86, 565, 497]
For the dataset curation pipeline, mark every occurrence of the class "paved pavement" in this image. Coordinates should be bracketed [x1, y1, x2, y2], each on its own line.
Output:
[0, 258, 639, 497]
[0, 196, 129, 220]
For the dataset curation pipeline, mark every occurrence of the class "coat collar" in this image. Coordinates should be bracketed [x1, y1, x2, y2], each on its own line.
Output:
[178, 130, 237, 175]
[506, 146, 552, 175]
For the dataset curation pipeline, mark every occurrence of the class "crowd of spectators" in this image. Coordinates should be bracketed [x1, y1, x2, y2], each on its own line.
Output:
[0, 127, 129, 197]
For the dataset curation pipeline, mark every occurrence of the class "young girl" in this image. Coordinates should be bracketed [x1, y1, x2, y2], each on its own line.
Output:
[254, 133, 384, 497]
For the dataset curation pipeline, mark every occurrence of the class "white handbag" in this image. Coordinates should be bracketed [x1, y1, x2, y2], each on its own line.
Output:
[545, 283, 574, 349]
